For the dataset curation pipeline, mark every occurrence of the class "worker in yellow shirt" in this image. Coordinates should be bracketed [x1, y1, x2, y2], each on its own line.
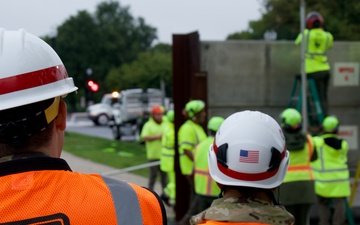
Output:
[276, 108, 316, 225]
[194, 116, 225, 212]
[160, 110, 176, 207]
[178, 100, 207, 225]
[295, 11, 334, 116]
[140, 105, 168, 192]
[311, 116, 350, 225]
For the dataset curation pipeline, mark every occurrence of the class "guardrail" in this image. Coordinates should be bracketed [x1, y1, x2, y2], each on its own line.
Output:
[67, 112, 88, 123]
[101, 161, 160, 177]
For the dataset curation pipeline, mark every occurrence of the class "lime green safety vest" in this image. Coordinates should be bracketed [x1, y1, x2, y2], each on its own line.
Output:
[194, 137, 220, 196]
[284, 134, 314, 183]
[311, 134, 350, 198]
[140, 117, 163, 160]
[295, 28, 334, 73]
[160, 123, 175, 172]
[178, 120, 207, 175]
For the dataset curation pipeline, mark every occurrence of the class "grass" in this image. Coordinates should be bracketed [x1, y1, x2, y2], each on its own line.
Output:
[63, 131, 149, 177]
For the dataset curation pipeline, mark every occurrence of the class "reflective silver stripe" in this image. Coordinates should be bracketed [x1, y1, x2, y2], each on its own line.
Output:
[319, 146, 325, 170]
[306, 52, 326, 56]
[161, 145, 174, 150]
[179, 141, 196, 147]
[161, 153, 174, 157]
[315, 145, 347, 172]
[311, 167, 348, 172]
[102, 176, 143, 225]
[314, 178, 350, 183]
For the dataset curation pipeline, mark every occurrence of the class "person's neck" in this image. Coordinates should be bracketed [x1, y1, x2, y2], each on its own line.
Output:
[223, 188, 273, 205]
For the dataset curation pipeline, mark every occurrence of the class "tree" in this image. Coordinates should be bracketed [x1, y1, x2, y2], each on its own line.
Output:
[227, 0, 360, 41]
[105, 43, 172, 97]
[45, 1, 157, 111]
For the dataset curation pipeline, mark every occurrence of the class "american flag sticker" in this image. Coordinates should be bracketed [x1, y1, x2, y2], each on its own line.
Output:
[239, 149, 259, 163]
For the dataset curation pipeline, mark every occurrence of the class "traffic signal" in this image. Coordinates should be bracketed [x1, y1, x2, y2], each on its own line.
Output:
[87, 80, 99, 92]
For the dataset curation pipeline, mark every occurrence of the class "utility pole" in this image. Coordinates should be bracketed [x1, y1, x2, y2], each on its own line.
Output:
[300, 0, 308, 133]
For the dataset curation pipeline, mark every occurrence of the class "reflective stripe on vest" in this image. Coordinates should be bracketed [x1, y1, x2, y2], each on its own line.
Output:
[102, 176, 165, 225]
[194, 137, 220, 196]
[194, 168, 216, 196]
[284, 134, 314, 182]
[102, 176, 143, 224]
[311, 134, 350, 197]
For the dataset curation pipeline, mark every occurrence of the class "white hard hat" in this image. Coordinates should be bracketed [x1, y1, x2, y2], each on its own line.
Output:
[208, 110, 289, 189]
[0, 28, 78, 111]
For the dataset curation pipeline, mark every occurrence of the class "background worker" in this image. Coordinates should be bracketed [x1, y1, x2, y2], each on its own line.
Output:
[0, 28, 166, 224]
[140, 105, 168, 192]
[193, 116, 224, 212]
[190, 110, 294, 225]
[295, 11, 334, 117]
[178, 100, 207, 225]
[311, 116, 351, 225]
[276, 108, 316, 225]
[160, 109, 176, 207]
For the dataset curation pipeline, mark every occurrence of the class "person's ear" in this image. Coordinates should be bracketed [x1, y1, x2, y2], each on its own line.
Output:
[55, 100, 67, 131]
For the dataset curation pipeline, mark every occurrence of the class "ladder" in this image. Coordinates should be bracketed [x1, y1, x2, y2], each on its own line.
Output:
[288, 75, 325, 127]
[349, 161, 360, 207]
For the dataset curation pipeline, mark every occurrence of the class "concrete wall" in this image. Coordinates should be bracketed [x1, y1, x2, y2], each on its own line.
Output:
[201, 40, 360, 170]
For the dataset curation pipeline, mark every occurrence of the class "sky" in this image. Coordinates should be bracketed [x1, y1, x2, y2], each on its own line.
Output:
[0, 0, 262, 44]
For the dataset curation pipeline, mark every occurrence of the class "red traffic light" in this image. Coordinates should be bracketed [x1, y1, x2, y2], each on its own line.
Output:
[87, 80, 99, 92]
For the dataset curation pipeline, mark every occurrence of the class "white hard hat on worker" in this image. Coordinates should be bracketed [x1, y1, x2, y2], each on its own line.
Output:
[0, 28, 77, 111]
[208, 110, 289, 189]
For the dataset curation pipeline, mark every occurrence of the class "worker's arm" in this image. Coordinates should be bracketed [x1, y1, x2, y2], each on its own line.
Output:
[327, 32, 334, 49]
[183, 149, 194, 161]
[142, 134, 162, 142]
[140, 122, 162, 142]
[294, 29, 308, 46]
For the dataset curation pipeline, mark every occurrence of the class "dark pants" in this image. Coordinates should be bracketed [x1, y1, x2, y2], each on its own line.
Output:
[179, 175, 197, 225]
[148, 159, 168, 191]
[285, 204, 312, 225]
[307, 70, 330, 117]
[197, 195, 218, 212]
[317, 195, 347, 225]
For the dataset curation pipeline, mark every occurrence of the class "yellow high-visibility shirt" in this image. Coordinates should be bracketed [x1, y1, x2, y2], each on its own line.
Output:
[295, 28, 333, 73]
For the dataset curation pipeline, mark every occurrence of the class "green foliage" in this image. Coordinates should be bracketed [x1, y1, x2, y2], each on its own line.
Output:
[227, 0, 360, 41]
[45, 1, 157, 111]
[105, 43, 172, 96]
[64, 132, 149, 177]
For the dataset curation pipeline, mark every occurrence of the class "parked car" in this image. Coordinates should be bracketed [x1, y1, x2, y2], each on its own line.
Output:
[86, 92, 120, 126]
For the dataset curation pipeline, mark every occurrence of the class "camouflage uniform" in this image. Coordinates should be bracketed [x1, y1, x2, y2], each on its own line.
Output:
[0, 152, 45, 162]
[190, 197, 294, 225]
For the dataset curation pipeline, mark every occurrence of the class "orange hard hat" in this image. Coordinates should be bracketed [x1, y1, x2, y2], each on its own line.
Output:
[151, 105, 164, 114]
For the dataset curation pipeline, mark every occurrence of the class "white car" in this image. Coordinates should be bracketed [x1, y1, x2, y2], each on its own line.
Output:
[86, 92, 120, 126]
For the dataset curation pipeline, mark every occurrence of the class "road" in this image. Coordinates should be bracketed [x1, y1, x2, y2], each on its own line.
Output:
[66, 113, 135, 141]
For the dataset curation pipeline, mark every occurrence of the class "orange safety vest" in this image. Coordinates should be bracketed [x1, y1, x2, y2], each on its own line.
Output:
[0, 157, 166, 225]
[284, 134, 314, 182]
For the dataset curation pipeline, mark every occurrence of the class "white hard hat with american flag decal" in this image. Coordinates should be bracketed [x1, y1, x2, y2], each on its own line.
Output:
[208, 110, 290, 189]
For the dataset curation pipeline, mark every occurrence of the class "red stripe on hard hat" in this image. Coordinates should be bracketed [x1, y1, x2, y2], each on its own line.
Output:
[0, 65, 68, 95]
[213, 140, 285, 181]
